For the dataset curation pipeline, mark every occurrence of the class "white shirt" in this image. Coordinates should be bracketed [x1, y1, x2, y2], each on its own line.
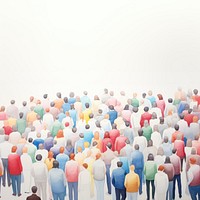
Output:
[133, 136, 147, 152]
[9, 131, 21, 145]
[151, 131, 162, 149]
[21, 153, 32, 171]
[42, 113, 54, 130]
[31, 160, 48, 182]
[35, 149, 48, 162]
[0, 141, 13, 158]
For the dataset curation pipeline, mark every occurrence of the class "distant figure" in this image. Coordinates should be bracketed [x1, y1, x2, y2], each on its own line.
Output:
[26, 186, 41, 200]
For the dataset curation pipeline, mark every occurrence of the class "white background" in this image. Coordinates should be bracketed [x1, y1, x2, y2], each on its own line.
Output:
[0, 0, 200, 107]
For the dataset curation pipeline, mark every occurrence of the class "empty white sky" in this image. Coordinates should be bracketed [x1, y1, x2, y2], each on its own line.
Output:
[0, 0, 200, 107]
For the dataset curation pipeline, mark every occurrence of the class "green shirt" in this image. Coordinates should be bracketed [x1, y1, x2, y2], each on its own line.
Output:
[16, 119, 26, 134]
[144, 161, 157, 180]
[142, 126, 152, 141]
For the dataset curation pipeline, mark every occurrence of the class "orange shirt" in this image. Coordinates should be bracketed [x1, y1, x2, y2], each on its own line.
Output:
[124, 172, 140, 192]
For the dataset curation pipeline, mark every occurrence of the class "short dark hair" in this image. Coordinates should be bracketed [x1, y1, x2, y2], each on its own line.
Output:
[31, 186, 38, 193]
[53, 160, 59, 168]
[117, 161, 123, 167]
[36, 154, 42, 161]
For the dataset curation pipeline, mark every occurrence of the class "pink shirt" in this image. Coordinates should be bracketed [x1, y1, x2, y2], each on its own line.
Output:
[170, 154, 181, 175]
[174, 140, 185, 159]
[65, 160, 79, 182]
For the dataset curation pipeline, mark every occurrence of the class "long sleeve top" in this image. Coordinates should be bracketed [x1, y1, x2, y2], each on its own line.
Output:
[48, 168, 66, 194]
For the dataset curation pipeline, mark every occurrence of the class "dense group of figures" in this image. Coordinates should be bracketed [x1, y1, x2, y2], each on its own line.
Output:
[0, 88, 200, 200]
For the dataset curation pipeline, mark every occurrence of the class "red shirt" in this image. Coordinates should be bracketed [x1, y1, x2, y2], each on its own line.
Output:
[184, 113, 194, 126]
[8, 153, 23, 175]
[109, 129, 120, 151]
[140, 112, 152, 127]
[102, 138, 113, 153]
[115, 135, 127, 154]
[3, 126, 13, 135]
[174, 140, 185, 159]
[171, 131, 184, 143]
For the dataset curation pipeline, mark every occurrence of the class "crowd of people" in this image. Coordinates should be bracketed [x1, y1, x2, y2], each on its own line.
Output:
[0, 88, 200, 200]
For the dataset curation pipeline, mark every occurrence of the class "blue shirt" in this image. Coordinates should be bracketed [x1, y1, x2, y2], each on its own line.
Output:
[56, 153, 69, 171]
[48, 168, 66, 194]
[130, 150, 144, 170]
[112, 167, 126, 189]
[108, 110, 118, 125]
[62, 103, 70, 113]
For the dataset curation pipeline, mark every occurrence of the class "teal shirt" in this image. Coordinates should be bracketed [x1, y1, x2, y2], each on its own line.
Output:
[16, 119, 26, 134]
[51, 120, 64, 137]
[142, 126, 152, 141]
[144, 161, 157, 180]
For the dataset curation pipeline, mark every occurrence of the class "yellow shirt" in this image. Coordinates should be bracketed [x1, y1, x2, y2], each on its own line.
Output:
[124, 172, 140, 193]
[45, 158, 55, 171]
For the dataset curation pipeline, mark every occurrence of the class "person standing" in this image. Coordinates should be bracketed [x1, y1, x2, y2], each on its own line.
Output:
[154, 165, 169, 200]
[163, 156, 175, 200]
[102, 142, 116, 195]
[124, 165, 140, 200]
[130, 144, 144, 195]
[187, 157, 200, 200]
[31, 154, 48, 200]
[21, 146, 32, 194]
[112, 161, 126, 200]
[78, 163, 91, 200]
[0, 135, 12, 187]
[26, 186, 41, 200]
[65, 153, 79, 200]
[8, 146, 23, 196]
[92, 153, 106, 200]
[144, 154, 157, 200]
[48, 160, 66, 200]
[170, 148, 182, 199]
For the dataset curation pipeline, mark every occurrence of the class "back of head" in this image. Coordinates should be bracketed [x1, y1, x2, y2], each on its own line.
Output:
[31, 186, 38, 194]
[53, 160, 59, 168]
[59, 146, 65, 153]
[165, 156, 171, 163]
[56, 92, 62, 98]
[147, 153, 154, 161]
[85, 103, 89, 108]
[43, 94, 48, 99]
[106, 142, 112, 149]
[96, 153, 101, 160]
[10, 100, 15, 105]
[179, 113, 184, 120]
[11, 146, 17, 153]
[158, 165, 165, 171]
[193, 89, 198, 95]
[134, 144, 139, 150]
[83, 91, 88, 96]
[172, 148, 177, 154]
[138, 128, 143, 136]
[144, 106, 149, 112]
[174, 124, 179, 131]
[112, 123, 117, 129]
[36, 154, 42, 161]
[157, 94, 163, 100]
[19, 112, 24, 119]
[22, 101, 27, 106]
[64, 97, 68, 103]
[168, 98, 173, 103]
[117, 161, 123, 167]
[83, 163, 88, 169]
[70, 153, 75, 160]
[125, 121, 130, 127]
[132, 107, 138, 113]
[130, 165, 135, 172]
[163, 136, 169, 143]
